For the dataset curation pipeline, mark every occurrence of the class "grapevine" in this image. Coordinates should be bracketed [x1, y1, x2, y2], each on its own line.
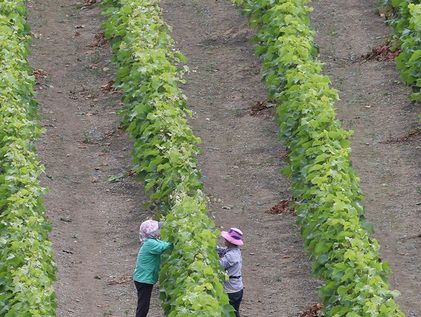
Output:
[233, 0, 406, 316]
[0, 1, 56, 316]
[101, 0, 234, 315]
[381, 0, 420, 104]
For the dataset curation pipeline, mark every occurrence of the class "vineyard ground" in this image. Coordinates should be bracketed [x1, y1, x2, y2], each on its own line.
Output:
[26, 0, 420, 316]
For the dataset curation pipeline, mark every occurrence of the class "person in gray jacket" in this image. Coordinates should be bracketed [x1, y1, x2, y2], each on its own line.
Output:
[217, 228, 244, 317]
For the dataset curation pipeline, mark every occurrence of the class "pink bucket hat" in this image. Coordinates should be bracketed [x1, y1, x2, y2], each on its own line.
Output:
[139, 220, 161, 242]
[221, 228, 244, 246]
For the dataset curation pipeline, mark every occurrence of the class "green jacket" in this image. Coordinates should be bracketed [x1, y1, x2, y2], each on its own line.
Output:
[133, 238, 172, 284]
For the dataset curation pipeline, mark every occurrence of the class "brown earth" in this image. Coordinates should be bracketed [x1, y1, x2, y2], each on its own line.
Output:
[26, 0, 420, 316]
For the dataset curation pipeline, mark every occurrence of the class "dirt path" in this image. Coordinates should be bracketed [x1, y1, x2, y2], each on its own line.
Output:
[310, 1, 421, 316]
[27, 1, 158, 316]
[161, 0, 319, 316]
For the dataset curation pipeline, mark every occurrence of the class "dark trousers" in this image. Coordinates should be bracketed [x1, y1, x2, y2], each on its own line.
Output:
[134, 281, 153, 317]
[228, 289, 243, 317]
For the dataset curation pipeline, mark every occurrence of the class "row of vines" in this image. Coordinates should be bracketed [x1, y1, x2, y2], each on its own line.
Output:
[0, 1, 56, 316]
[381, 0, 420, 104]
[233, 0, 405, 316]
[101, 0, 234, 316]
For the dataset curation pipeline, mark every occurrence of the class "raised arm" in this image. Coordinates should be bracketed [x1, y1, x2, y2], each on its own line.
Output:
[149, 239, 172, 255]
[219, 251, 235, 270]
[217, 246, 227, 257]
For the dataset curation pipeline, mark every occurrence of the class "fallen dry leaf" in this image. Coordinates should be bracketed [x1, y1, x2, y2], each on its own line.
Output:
[33, 68, 48, 80]
[84, 0, 97, 6]
[250, 100, 268, 116]
[101, 80, 117, 93]
[360, 41, 400, 62]
[267, 199, 294, 214]
[90, 32, 107, 47]
[300, 303, 324, 317]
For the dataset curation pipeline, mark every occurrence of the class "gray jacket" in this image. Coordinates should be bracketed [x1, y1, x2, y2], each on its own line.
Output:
[217, 246, 243, 293]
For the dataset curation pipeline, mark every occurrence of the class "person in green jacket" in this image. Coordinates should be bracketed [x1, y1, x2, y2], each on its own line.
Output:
[133, 220, 172, 317]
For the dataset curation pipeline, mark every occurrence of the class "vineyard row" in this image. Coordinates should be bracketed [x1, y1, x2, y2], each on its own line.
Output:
[233, 0, 405, 316]
[101, 0, 234, 315]
[382, 0, 420, 104]
[0, 1, 56, 316]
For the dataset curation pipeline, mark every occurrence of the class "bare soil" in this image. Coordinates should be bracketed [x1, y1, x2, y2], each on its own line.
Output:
[26, 0, 420, 316]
